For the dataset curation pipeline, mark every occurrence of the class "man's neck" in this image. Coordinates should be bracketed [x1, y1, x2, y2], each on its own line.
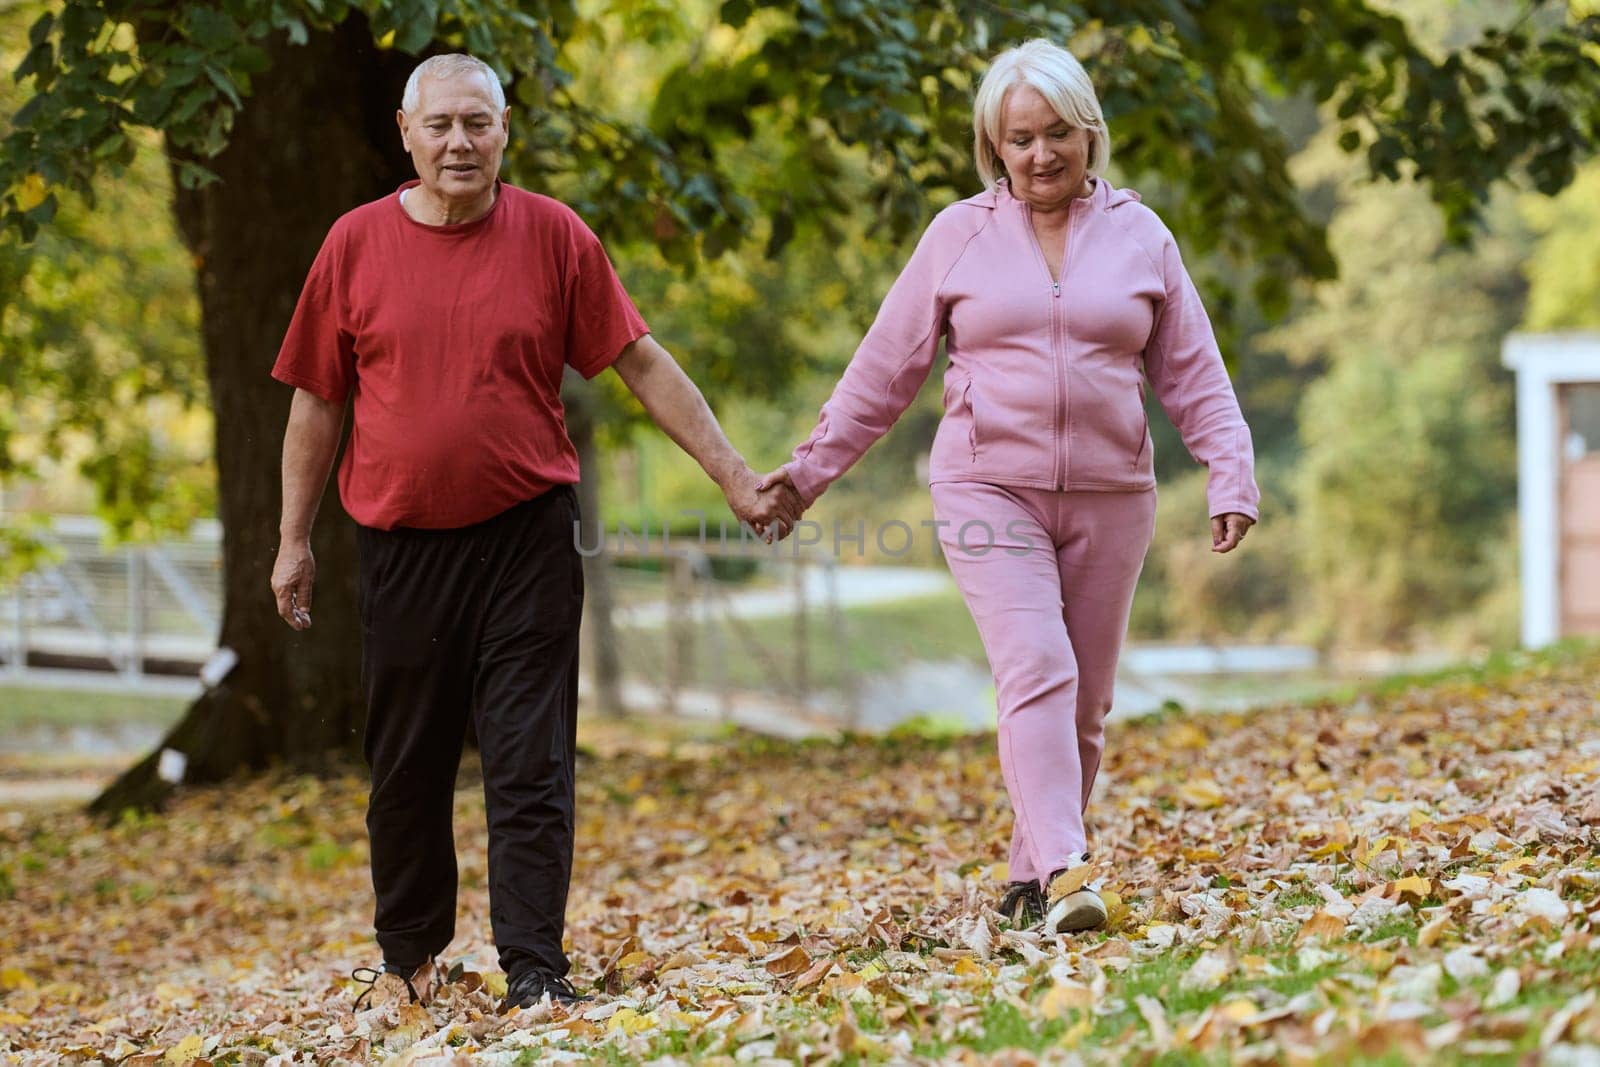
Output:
[402, 182, 497, 226]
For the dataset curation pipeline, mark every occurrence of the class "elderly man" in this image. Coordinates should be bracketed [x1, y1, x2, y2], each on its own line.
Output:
[269, 53, 799, 1014]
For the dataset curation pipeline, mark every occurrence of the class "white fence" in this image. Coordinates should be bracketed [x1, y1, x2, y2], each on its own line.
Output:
[3, 517, 220, 694]
[2, 516, 1352, 730]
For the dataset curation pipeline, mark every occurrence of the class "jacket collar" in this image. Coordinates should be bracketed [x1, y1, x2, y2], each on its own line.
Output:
[962, 176, 1140, 212]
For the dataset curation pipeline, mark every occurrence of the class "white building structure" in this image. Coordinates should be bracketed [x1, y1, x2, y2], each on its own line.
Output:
[1502, 332, 1600, 648]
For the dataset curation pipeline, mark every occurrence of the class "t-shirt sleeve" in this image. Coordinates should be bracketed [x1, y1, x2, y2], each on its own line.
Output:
[271, 226, 356, 404]
[564, 227, 650, 380]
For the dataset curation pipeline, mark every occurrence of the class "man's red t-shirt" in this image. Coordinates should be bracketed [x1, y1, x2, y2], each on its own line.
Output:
[271, 180, 649, 530]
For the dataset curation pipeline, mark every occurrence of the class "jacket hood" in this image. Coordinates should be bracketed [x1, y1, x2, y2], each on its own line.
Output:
[960, 176, 1141, 212]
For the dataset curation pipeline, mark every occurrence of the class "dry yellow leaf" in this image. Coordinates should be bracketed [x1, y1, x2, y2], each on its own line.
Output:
[0, 969, 33, 992]
[1497, 856, 1537, 876]
[1048, 865, 1094, 899]
[1418, 912, 1452, 948]
[1360, 836, 1395, 864]
[1409, 809, 1433, 830]
[952, 957, 984, 978]
[1037, 980, 1094, 1018]
[606, 1007, 659, 1034]
[1059, 1015, 1093, 1047]
[1299, 910, 1346, 943]
[1351, 945, 1394, 973]
[1102, 889, 1129, 929]
[1389, 875, 1432, 901]
[1218, 998, 1259, 1023]
[1179, 779, 1225, 809]
[163, 1035, 204, 1066]
[856, 960, 887, 983]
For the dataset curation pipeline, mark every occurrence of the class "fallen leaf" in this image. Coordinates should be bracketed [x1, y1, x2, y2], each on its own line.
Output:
[763, 945, 810, 979]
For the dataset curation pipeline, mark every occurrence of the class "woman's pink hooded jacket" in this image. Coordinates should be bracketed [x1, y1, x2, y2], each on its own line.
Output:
[781, 177, 1260, 521]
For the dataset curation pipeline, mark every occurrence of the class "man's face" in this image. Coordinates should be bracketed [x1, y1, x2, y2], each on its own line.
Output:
[397, 73, 510, 206]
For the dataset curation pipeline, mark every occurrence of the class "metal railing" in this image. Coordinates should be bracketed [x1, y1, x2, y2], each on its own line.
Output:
[3, 517, 221, 690]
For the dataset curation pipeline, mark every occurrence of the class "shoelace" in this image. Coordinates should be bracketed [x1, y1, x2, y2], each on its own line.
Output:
[351, 965, 420, 1011]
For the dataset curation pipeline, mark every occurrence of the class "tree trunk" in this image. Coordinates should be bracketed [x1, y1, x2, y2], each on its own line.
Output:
[566, 379, 625, 719]
[92, 20, 419, 816]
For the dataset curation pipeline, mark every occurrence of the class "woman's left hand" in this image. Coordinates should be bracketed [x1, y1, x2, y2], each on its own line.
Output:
[1211, 513, 1254, 554]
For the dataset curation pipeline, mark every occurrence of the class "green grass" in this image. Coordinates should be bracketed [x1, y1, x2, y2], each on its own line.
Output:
[1324, 637, 1600, 704]
[0, 684, 187, 728]
[616, 591, 985, 693]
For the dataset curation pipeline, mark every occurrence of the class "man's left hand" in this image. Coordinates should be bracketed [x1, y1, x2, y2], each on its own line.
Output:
[1211, 512, 1254, 554]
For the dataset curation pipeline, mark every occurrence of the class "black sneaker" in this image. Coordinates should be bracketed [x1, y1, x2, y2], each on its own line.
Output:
[997, 881, 1046, 928]
[499, 968, 592, 1013]
[351, 956, 438, 1011]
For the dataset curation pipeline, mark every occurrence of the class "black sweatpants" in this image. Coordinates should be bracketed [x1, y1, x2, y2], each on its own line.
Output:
[356, 485, 582, 982]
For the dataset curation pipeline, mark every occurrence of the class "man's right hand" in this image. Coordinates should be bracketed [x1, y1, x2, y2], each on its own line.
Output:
[271, 539, 316, 630]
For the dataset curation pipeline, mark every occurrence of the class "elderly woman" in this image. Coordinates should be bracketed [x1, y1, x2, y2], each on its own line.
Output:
[761, 39, 1258, 933]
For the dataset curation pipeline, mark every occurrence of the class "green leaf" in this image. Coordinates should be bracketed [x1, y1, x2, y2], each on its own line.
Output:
[10, 95, 44, 131]
[185, 8, 241, 51]
[204, 66, 241, 109]
[391, 0, 440, 54]
[15, 42, 54, 82]
[27, 11, 52, 47]
[175, 159, 218, 189]
[24, 193, 57, 226]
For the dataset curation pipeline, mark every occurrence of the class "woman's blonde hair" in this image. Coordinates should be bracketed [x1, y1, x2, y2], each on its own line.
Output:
[972, 39, 1110, 189]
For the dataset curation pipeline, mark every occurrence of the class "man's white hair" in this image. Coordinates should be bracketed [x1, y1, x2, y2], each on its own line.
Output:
[972, 39, 1110, 190]
[401, 54, 506, 114]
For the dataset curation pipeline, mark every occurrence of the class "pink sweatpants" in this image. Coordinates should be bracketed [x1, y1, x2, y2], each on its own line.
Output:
[930, 482, 1157, 888]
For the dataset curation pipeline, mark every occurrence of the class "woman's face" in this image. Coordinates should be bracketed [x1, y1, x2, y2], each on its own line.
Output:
[994, 85, 1093, 211]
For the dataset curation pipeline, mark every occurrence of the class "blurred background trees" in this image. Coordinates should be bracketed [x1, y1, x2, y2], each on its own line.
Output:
[1, 0, 1598, 805]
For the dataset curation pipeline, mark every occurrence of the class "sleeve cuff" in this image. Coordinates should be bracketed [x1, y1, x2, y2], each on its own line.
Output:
[782, 460, 824, 509]
[271, 366, 348, 406]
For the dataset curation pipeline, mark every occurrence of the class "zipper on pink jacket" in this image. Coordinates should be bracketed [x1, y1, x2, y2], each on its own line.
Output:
[1023, 198, 1080, 491]
[1022, 204, 1059, 489]
[1057, 197, 1083, 491]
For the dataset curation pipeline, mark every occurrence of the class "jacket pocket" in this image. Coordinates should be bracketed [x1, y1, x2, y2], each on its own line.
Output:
[963, 379, 980, 458]
[1132, 381, 1150, 471]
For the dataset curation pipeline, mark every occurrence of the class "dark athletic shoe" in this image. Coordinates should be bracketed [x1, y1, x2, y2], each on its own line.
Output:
[499, 968, 592, 1013]
[352, 956, 439, 1011]
[998, 881, 1046, 928]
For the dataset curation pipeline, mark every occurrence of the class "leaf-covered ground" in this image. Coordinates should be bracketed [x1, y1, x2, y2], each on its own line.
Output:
[3, 646, 1599, 1065]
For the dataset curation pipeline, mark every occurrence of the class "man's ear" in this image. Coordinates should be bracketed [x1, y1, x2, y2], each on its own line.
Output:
[396, 109, 410, 152]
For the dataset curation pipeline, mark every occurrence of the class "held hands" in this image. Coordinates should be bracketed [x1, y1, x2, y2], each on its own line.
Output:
[1211, 512, 1254, 554]
[723, 463, 806, 541]
[270, 539, 316, 629]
